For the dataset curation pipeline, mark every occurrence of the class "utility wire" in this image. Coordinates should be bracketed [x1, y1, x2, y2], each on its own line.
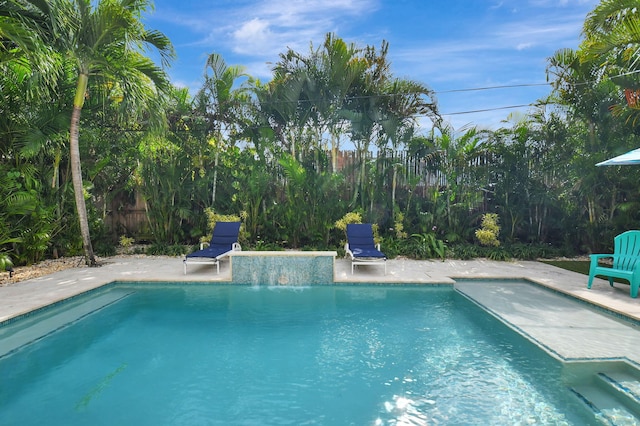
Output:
[436, 83, 551, 94]
[196, 69, 640, 118]
[444, 104, 535, 116]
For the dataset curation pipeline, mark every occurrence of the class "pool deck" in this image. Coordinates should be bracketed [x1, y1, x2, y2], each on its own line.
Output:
[1, 255, 640, 366]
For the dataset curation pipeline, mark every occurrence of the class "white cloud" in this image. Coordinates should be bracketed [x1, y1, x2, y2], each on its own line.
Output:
[225, 0, 378, 58]
[232, 18, 275, 55]
[493, 16, 587, 50]
[149, 0, 380, 84]
[148, 0, 597, 130]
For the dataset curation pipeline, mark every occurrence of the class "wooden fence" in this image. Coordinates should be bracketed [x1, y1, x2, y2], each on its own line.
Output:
[102, 191, 148, 239]
[103, 149, 493, 237]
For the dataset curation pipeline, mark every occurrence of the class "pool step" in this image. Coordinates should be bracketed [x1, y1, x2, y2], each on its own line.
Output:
[0, 289, 135, 358]
[570, 367, 640, 425]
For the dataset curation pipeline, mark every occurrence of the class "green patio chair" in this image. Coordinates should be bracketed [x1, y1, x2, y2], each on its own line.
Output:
[587, 230, 640, 298]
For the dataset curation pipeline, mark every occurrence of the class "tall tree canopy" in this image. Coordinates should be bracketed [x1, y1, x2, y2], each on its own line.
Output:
[2, 0, 174, 265]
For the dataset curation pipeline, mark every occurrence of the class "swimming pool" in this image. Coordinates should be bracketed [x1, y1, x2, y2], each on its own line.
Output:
[0, 284, 597, 425]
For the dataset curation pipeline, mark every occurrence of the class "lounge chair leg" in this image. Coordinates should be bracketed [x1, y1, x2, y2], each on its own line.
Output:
[183, 259, 187, 275]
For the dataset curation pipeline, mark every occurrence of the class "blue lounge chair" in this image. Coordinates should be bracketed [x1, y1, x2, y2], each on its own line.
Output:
[184, 221, 241, 274]
[346, 223, 386, 275]
[588, 230, 640, 298]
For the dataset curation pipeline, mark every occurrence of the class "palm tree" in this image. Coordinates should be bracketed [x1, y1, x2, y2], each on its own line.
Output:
[58, 0, 174, 265]
[1, 0, 173, 265]
[194, 53, 248, 207]
[583, 0, 640, 58]
[0, 0, 64, 101]
[546, 48, 619, 150]
[431, 125, 487, 237]
[260, 51, 314, 157]
[310, 34, 367, 172]
[581, 0, 640, 122]
[378, 78, 440, 213]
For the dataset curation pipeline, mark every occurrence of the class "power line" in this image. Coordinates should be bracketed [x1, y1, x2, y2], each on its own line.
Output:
[436, 83, 550, 94]
[436, 69, 640, 115]
[202, 70, 640, 118]
[444, 104, 534, 116]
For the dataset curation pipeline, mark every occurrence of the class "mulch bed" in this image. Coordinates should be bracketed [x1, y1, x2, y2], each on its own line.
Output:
[0, 256, 88, 287]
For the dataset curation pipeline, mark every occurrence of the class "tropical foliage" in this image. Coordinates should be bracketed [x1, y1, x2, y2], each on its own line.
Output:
[2, 0, 640, 268]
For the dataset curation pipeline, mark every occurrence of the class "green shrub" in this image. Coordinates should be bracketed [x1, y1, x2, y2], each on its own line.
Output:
[393, 211, 407, 239]
[202, 208, 246, 245]
[408, 233, 446, 260]
[487, 247, 511, 261]
[510, 243, 538, 260]
[334, 211, 362, 232]
[249, 240, 284, 251]
[146, 244, 186, 256]
[509, 243, 566, 260]
[0, 252, 13, 272]
[94, 243, 116, 257]
[119, 235, 135, 249]
[380, 236, 402, 259]
[475, 213, 500, 247]
[334, 211, 381, 245]
[449, 243, 479, 260]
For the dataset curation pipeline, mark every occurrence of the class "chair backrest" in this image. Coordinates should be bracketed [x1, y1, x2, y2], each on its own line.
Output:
[346, 224, 376, 249]
[210, 222, 241, 246]
[613, 230, 640, 270]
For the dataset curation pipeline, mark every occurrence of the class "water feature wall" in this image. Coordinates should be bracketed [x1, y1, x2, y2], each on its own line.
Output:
[229, 251, 337, 286]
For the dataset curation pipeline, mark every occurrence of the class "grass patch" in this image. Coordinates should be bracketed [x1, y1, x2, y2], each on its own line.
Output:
[540, 260, 590, 275]
[541, 259, 628, 284]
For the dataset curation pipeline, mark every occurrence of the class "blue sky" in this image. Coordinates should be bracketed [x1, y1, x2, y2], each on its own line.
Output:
[145, 0, 599, 132]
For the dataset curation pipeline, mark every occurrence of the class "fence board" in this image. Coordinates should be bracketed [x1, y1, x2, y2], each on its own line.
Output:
[105, 149, 497, 237]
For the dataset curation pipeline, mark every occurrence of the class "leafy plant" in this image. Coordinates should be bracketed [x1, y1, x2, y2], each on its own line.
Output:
[249, 240, 284, 251]
[509, 243, 538, 260]
[94, 243, 116, 257]
[380, 236, 402, 259]
[334, 211, 382, 248]
[204, 208, 241, 230]
[146, 244, 186, 256]
[487, 247, 511, 261]
[475, 213, 500, 247]
[449, 243, 479, 260]
[334, 211, 363, 232]
[119, 236, 135, 249]
[203, 208, 244, 244]
[409, 233, 446, 260]
[393, 211, 407, 239]
[0, 252, 14, 273]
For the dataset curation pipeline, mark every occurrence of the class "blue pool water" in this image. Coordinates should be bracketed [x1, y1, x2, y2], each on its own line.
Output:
[0, 284, 596, 425]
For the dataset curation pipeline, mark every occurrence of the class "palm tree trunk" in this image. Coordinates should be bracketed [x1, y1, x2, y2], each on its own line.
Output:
[351, 145, 365, 208]
[330, 131, 338, 173]
[212, 147, 219, 206]
[391, 164, 397, 213]
[70, 73, 96, 266]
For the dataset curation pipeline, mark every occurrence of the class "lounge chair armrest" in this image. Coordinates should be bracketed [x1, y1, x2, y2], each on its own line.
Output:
[345, 242, 354, 259]
[376, 243, 381, 251]
[232, 242, 242, 251]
